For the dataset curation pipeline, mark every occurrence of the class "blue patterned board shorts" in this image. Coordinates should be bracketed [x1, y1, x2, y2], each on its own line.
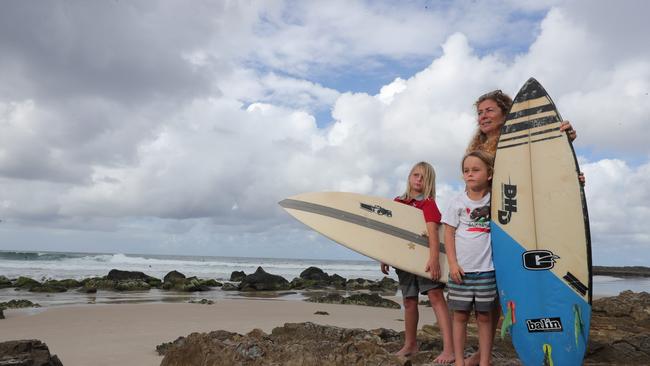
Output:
[447, 271, 498, 312]
[396, 268, 445, 298]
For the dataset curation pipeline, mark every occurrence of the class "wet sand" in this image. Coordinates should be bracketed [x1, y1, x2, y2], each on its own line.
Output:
[0, 298, 434, 366]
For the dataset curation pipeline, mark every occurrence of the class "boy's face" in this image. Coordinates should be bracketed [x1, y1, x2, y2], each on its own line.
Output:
[463, 156, 491, 190]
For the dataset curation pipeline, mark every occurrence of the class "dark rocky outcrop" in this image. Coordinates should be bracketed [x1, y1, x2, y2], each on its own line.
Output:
[161, 271, 221, 292]
[0, 276, 12, 289]
[163, 270, 186, 284]
[230, 271, 246, 282]
[238, 267, 290, 291]
[159, 322, 409, 365]
[300, 266, 330, 282]
[107, 269, 161, 287]
[14, 276, 41, 290]
[305, 293, 401, 309]
[221, 283, 238, 291]
[586, 290, 650, 364]
[157, 291, 650, 365]
[0, 308, 3, 320]
[0, 299, 41, 310]
[189, 299, 214, 305]
[0, 339, 63, 366]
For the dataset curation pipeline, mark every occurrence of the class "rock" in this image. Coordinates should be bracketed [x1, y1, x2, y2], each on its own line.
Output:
[238, 267, 290, 291]
[79, 286, 97, 293]
[0, 339, 63, 366]
[345, 278, 376, 291]
[14, 276, 41, 290]
[114, 280, 151, 291]
[0, 308, 3, 320]
[0, 276, 12, 288]
[305, 293, 400, 309]
[162, 272, 219, 292]
[300, 266, 330, 282]
[201, 279, 222, 287]
[374, 277, 399, 292]
[164, 270, 186, 284]
[586, 291, 650, 364]
[107, 269, 153, 281]
[29, 282, 67, 293]
[157, 336, 187, 356]
[289, 277, 323, 290]
[329, 274, 347, 288]
[0, 299, 41, 309]
[159, 322, 409, 366]
[189, 299, 214, 305]
[345, 293, 401, 309]
[230, 271, 246, 282]
[221, 283, 238, 291]
[314, 311, 329, 315]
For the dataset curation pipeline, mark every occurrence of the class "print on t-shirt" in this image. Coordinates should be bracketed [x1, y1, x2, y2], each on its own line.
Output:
[467, 205, 490, 233]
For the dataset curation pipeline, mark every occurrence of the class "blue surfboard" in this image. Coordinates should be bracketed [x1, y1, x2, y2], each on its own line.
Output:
[491, 78, 592, 365]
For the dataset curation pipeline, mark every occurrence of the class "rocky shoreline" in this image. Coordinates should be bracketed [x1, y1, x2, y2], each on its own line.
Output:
[155, 290, 650, 366]
[0, 266, 400, 311]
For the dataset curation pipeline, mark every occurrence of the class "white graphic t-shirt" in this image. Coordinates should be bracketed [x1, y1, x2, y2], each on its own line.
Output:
[441, 191, 494, 272]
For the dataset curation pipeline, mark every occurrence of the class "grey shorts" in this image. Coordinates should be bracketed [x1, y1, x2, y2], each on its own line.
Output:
[446, 271, 498, 312]
[396, 268, 445, 298]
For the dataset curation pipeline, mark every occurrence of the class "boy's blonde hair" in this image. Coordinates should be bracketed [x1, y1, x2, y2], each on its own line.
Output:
[461, 150, 495, 185]
[402, 161, 436, 200]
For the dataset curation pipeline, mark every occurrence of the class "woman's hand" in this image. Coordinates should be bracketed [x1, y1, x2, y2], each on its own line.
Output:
[380, 262, 390, 275]
[449, 263, 464, 284]
[560, 121, 577, 142]
[425, 257, 441, 281]
[560, 121, 586, 185]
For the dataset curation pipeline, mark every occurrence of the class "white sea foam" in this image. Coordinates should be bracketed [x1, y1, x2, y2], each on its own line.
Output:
[0, 251, 384, 281]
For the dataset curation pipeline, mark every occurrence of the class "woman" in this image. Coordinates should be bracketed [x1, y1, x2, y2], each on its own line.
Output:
[467, 89, 577, 155]
[463, 89, 580, 366]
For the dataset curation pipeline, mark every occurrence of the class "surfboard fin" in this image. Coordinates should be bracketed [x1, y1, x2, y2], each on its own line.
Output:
[500, 300, 516, 338]
[543, 344, 554, 366]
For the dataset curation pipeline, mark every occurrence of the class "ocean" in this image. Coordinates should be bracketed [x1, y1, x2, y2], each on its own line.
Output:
[1, 250, 648, 307]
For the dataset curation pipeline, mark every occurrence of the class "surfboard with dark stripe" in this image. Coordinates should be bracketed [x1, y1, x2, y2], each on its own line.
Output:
[491, 78, 592, 365]
[279, 192, 448, 281]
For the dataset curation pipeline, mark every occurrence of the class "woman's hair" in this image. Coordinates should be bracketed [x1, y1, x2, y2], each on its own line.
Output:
[466, 90, 514, 155]
[462, 150, 495, 185]
[402, 161, 436, 200]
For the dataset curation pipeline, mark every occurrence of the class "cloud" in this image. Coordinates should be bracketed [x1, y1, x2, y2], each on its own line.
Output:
[0, 1, 648, 264]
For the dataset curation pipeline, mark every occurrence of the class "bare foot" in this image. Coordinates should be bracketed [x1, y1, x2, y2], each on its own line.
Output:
[394, 345, 418, 357]
[464, 352, 480, 366]
[433, 351, 455, 364]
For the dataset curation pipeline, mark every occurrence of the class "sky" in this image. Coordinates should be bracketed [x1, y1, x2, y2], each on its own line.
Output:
[0, 0, 648, 265]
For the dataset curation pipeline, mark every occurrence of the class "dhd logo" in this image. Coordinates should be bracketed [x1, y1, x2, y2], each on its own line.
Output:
[498, 181, 517, 224]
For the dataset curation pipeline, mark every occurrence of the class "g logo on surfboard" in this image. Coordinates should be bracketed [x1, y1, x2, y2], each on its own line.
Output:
[522, 250, 560, 270]
[498, 179, 517, 225]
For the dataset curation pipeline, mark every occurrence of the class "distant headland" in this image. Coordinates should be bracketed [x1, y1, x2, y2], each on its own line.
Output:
[594, 266, 650, 278]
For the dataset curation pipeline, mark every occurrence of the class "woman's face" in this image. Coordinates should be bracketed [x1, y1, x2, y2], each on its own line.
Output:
[477, 99, 506, 137]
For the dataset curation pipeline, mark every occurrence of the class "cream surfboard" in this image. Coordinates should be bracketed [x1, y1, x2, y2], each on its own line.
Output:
[491, 78, 592, 365]
[279, 192, 449, 281]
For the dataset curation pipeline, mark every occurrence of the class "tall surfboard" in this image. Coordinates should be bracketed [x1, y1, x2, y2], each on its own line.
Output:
[491, 78, 592, 365]
[279, 192, 449, 281]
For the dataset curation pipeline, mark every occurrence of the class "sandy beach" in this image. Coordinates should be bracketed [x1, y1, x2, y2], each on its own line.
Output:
[0, 298, 431, 366]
